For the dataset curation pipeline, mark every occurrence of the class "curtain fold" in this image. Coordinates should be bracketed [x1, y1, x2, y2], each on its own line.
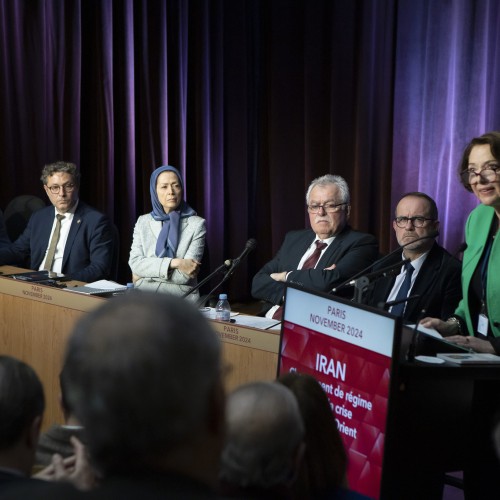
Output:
[1, 0, 500, 299]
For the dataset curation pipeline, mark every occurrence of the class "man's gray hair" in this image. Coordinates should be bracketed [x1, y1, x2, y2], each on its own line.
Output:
[305, 174, 350, 205]
[40, 161, 81, 186]
[63, 292, 221, 474]
[220, 381, 304, 489]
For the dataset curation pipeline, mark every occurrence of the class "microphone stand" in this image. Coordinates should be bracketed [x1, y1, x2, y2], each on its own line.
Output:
[381, 293, 421, 311]
[192, 239, 257, 307]
[350, 259, 411, 304]
[181, 261, 230, 300]
[196, 270, 232, 307]
[196, 254, 250, 307]
[352, 276, 369, 304]
[332, 233, 438, 295]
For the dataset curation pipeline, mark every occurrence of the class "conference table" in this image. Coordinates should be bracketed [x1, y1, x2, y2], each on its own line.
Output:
[0, 266, 280, 430]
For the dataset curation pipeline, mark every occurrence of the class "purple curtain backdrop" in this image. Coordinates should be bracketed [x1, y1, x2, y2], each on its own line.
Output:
[1, 0, 500, 301]
[392, 0, 500, 254]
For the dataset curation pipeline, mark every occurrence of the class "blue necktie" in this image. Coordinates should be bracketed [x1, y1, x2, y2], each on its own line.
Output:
[391, 262, 414, 316]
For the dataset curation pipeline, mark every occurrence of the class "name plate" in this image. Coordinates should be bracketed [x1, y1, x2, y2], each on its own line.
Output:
[210, 319, 280, 354]
[0, 274, 104, 312]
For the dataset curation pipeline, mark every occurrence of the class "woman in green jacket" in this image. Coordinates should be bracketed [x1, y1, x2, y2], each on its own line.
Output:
[422, 131, 500, 353]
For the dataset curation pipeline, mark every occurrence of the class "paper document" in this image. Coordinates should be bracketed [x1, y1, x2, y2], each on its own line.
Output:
[437, 353, 500, 365]
[66, 280, 127, 295]
[407, 323, 443, 339]
[232, 315, 281, 330]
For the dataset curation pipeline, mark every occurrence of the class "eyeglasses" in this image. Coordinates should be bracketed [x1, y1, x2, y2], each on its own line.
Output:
[307, 202, 347, 214]
[461, 162, 500, 185]
[47, 183, 76, 194]
[394, 216, 435, 228]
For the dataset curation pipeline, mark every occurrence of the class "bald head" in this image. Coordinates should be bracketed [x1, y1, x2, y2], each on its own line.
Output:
[220, 381, 304, 489]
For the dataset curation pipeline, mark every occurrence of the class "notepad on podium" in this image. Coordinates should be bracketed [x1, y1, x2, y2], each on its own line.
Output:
[65, 280, 127, 296]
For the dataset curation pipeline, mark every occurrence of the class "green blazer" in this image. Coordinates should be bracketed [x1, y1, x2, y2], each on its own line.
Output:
[455, 204, 500, 338]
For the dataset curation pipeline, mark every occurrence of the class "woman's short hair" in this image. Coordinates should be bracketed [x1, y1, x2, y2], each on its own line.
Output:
[457, 131, 500, 192]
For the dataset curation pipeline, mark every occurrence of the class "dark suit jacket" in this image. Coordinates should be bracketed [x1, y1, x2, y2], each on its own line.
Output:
[0, 201, 114, 282]
[0, 209, 10, 247]
[0, 471, 217, 500]
[363, 242, 462, 323]
[251, 225, 378, 307]
[0, 472, 53, 495]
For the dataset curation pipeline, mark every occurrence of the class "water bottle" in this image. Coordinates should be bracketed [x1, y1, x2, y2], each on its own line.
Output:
[215, 293, 231, 321]
[126, 282, 134, 293]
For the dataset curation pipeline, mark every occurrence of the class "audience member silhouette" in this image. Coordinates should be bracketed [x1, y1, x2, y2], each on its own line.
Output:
[35, 364, 86, 466]
[0, 355, 45, 491]
[278, 372, 350, 499]
[27, 292, 224, 500]
[219, 381, 305, 499]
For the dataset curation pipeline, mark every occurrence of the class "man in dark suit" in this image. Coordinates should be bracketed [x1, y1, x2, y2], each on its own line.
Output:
[364, 192, 461, 322]
[251, 174, 378, 317]
[0, 161, 114, 282]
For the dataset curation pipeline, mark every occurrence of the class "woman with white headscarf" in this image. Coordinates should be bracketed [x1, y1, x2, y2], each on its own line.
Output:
[129, 165, 205, 300]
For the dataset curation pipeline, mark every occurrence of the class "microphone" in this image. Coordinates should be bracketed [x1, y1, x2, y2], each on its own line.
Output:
[332, 232, 439, 293]
[226, 238, 257, 275]
[346, 258, 410, 288]
[194, 238, 257, 306]
[380, 293, 421, 310]
[181, 260, 232, 299]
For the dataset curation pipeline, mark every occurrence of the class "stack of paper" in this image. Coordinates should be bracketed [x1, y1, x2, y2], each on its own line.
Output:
[65, 280, 127, 296]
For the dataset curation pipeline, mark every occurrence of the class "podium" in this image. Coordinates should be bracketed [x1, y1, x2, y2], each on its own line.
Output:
[0, 266, 280, 430]
[278, 284, 500, 499]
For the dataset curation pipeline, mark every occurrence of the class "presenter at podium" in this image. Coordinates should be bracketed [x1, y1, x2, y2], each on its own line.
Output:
[422, 132, 500, 353]
[251, 174, 378, 318]
[129, 166, 205, 301]
[364, 192, 461, 322]
[421, 131, 500, 500]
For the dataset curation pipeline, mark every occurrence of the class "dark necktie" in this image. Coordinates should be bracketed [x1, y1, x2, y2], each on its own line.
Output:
[391, 261, 415, 316]
[302, 240, 328, 269]
[272, 240, 328, 320]
[43, 214, 65, 271]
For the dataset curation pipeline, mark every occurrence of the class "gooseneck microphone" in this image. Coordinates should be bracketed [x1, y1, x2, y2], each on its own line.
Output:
[332, 232, 439, 294]
[225, 238, 257, 276]
[182, 260, 232, 299]
[380, 293, 421, 310]
[195, 238, 257, 306]
[346, 258, 410, 288]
